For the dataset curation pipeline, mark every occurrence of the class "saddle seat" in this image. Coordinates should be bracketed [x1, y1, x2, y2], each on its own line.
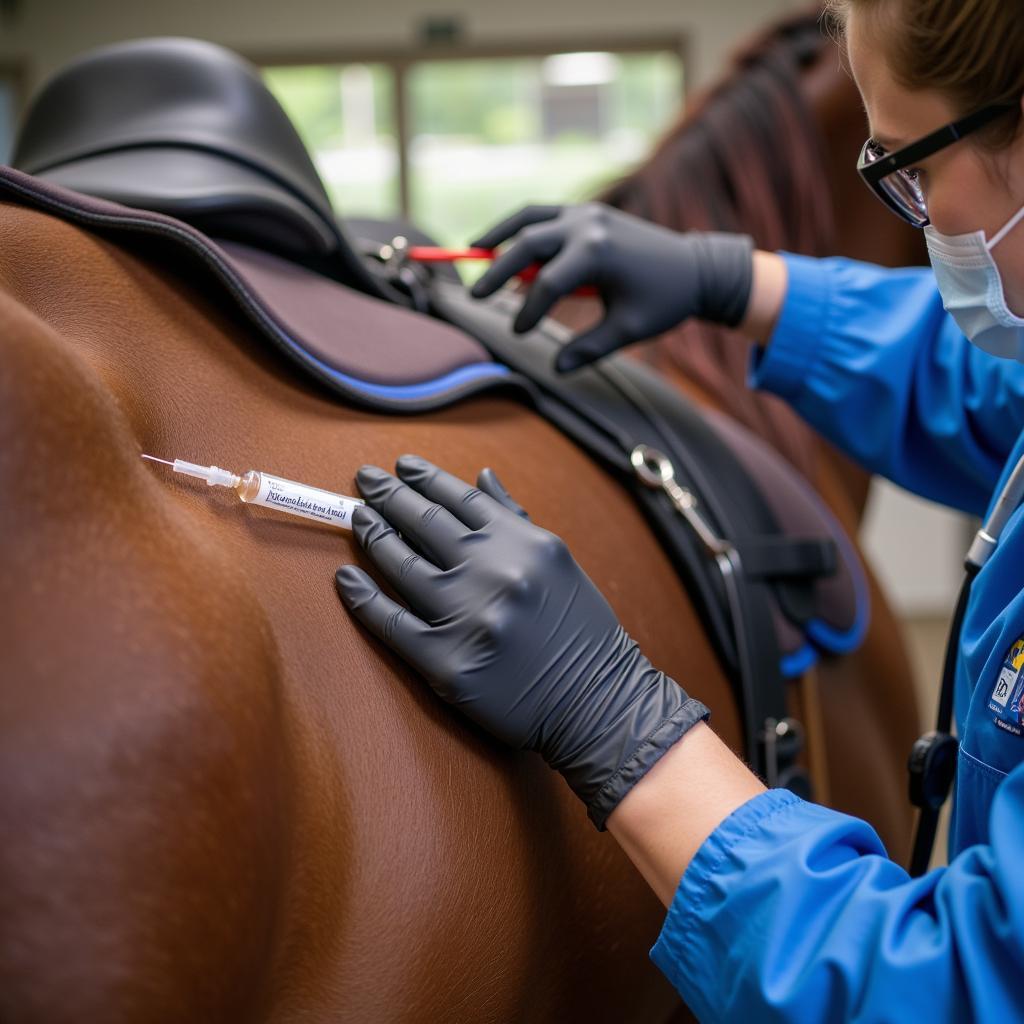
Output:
[11, 37, 392, 298]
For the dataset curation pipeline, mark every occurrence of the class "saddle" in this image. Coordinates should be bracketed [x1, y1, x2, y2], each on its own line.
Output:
[8, 38, 871, 794]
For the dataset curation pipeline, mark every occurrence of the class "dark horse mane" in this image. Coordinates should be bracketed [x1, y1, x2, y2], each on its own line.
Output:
[601, 7, 837, 253]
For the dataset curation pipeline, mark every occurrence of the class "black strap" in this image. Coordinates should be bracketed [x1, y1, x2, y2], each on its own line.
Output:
[737, 537, 837, 582]
[597, 353, 817, 790]
[907, 564, 976, 876]
[740, 537, 838, 628]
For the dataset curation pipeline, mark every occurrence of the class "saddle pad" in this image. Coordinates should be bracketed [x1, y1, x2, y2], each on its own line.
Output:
[701, 408, 869, 674]
[0, 165, 515, 413]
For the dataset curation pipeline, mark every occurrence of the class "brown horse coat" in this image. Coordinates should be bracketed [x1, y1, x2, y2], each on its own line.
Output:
[0, 171, 920, 1022]
[0, 199, 713, 1021]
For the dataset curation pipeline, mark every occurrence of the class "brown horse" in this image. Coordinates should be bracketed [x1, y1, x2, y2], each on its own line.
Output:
[0, 16, 921, 1024]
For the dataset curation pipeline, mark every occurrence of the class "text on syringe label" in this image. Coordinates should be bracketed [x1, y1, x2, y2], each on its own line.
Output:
[255, 474, 363, 529]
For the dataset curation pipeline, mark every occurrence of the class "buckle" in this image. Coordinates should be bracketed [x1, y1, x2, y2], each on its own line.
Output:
[630, 444, 731, 557]
[357, 234, 430, 312]
[761, 716, 809, 794]
[907, 730, 958, 810]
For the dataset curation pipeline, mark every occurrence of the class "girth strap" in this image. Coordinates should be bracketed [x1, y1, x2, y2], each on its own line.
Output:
[428, 277, 816, 796]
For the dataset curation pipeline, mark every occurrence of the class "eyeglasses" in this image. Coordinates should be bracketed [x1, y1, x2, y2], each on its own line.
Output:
[857, 102, 1019, 227]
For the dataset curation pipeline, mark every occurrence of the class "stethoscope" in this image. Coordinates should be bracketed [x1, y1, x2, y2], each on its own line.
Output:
[908, 450, 1024, 875]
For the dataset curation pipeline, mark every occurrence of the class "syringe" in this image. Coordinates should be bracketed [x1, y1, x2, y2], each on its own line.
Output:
[142, 454, 363, 530]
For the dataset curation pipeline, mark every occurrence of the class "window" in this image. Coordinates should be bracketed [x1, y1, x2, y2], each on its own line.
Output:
[263, 46, 683, 250]
[263, 62, 398, 220]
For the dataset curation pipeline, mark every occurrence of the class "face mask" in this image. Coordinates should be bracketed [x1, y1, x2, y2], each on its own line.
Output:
[924, 201, 1024, 360]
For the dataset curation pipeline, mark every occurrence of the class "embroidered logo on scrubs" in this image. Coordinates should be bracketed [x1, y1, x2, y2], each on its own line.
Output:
[989, 636, 1024, 735]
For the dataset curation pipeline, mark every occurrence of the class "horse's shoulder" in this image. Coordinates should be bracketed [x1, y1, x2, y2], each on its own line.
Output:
[0, 272, 289, 1020]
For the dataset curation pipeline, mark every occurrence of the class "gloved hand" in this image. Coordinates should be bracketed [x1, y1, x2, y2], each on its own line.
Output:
[469, 203, 754, 372]
[335, 454, 710, 829]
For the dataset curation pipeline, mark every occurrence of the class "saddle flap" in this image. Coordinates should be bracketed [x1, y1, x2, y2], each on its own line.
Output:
[0, 166, 517, 414]
[218, 240, 508, 394]
[701, 407, 870, 671]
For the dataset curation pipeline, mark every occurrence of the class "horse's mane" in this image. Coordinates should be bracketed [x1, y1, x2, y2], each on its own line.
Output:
[601, 6, 837, 255]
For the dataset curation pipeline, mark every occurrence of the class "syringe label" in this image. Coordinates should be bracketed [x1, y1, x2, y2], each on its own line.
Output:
[254, 474, 362, 530]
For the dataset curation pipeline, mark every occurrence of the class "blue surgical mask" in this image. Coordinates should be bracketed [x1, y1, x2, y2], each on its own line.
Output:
[924, 201, 1024, 360]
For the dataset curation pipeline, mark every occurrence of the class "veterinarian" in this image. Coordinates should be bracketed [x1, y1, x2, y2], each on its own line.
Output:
[336, 0, 1024, 1017]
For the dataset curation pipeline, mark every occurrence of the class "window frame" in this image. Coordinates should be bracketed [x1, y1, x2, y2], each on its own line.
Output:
[249, 35, 689, 218]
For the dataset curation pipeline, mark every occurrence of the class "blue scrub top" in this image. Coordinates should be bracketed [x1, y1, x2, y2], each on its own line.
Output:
[651, 252, 1024, 1022]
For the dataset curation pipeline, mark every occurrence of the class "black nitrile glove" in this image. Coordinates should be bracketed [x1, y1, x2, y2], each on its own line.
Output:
[470, 203, 754, 372]
[335, 455, 709, 830]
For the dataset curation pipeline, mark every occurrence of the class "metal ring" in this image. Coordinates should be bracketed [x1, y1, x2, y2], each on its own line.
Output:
[775, 717, 804, 742]
[630, 444, 673, 488]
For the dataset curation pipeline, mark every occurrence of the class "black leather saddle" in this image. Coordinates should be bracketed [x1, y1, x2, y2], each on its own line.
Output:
[9, 37, 872, 795]
[11, 36, 403, 301]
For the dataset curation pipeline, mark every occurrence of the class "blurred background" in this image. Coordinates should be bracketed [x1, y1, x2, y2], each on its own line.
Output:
[0, 0, 973, 753]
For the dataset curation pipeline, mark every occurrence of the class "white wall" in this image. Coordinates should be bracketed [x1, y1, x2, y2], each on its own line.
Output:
[860, 480, 972, 618]
[2, 0, 813, 96]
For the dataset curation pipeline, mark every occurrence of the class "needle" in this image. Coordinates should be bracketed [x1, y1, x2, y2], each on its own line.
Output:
[141, 454, 175, 466]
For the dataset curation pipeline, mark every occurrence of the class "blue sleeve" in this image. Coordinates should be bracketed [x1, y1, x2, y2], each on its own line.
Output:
[651, 769, 1024, 1023]
[750, 253, 1024, 516]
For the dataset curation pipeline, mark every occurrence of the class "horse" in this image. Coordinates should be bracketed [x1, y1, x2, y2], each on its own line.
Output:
[0, 14, 922, 1024]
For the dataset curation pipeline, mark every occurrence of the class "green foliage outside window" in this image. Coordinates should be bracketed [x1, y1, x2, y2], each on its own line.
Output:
[263, 51, 682, 254]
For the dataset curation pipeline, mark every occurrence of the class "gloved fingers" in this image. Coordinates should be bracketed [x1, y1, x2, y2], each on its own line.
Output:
[350, 505, 447, 616]
[335, 564, 435, 665]
[512, 242, 595, 333]
[477, 467, 529, 520]
[395, 453, 505, 529]
[355, 464, 468, 568]
[469, 203, 563, 251]
[554, 318, 629, 373]
[470, 221, 564, 300]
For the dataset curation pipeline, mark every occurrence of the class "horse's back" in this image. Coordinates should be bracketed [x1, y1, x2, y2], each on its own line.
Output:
[1, 201, 726, 1021]
[0, 204, 293, 1020]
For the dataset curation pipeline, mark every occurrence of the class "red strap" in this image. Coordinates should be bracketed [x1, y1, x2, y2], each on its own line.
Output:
[404, 246, 597, 296]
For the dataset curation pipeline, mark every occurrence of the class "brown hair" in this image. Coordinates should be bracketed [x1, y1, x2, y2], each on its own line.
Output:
[823, 0, 1024, 149]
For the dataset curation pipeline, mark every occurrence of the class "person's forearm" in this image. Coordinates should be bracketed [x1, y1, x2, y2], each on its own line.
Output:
[606, 721, 766, 907]
[737, 250, 788, 343]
